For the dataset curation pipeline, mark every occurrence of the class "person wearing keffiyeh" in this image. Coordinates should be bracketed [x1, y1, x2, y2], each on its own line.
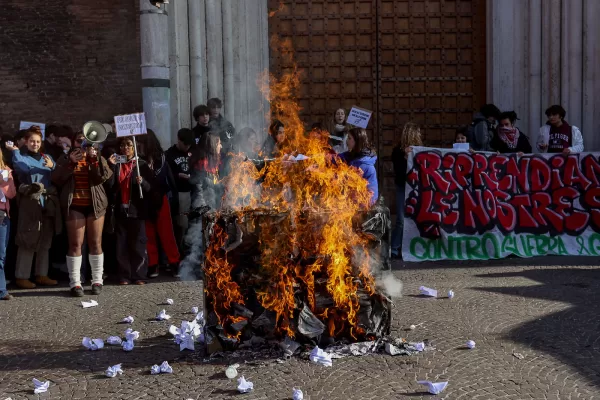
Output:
[490, 111, 532, 155]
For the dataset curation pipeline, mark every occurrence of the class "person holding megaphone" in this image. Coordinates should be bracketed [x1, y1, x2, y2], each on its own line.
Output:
[52, 131, 113, 297]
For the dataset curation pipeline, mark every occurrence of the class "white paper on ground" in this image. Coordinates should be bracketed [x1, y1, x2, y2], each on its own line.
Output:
[237, 376, 254, 393]
[159, 361, 173, 374]
[293, 388, 304, 400]
[150, 365, 161, 375]
[82, 337, 104, 351]
[466, 340, 476, 349]
[105, 364, 123, 378]
[417, 381, 448, 395]
[122, 316, 134, 324]
[124, 328, 140, 341]
[122, 339, 134, 352]
[448, 290, 455, 299]
[191, 306, 199, 314]
[81, 300, 98, 308]
[32, 378, 49, 394]
[413, 342, 425, 352]
[156, 310, 171, 321]
[106, 336, 122, 345]
[179, 334, 195, 351]
[166, 299, 174, 305]
[309, 346, 332, 367]
[419, 286, 438, 297]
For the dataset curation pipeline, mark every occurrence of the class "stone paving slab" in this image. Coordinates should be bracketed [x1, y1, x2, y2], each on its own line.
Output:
[0, 256, 599, 399]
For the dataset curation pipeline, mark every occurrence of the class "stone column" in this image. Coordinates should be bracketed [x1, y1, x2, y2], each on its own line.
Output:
[168, 0, 191, 139]
[140, 0, 171, 147]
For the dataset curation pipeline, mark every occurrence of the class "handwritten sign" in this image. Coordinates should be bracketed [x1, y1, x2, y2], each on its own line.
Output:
[20, 121, 46, 139]
[346, 106, 373, 129]
[114, 113, 147, 137]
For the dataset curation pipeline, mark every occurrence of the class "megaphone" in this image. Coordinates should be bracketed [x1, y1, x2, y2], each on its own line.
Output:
[82, 121, 111, 143]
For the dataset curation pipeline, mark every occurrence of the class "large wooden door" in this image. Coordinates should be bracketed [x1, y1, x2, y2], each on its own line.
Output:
[269, 0, 487, 210]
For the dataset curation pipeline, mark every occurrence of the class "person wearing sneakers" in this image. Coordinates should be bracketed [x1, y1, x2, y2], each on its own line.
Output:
[8, 126, 62, 289]
[0, 150, 16, 300]
[52, 132, 112, 297]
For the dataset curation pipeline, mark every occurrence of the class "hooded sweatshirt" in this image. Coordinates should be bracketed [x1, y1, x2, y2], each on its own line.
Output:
[339, 150, 379, 205]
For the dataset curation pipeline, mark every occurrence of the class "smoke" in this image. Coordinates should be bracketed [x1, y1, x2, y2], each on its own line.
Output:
[376, 272, 403, 299]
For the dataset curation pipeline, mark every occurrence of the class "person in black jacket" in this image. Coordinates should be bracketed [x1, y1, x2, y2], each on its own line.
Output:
[490, 111, 532, 155]
[137, 129, 180, 278]
[107, 136, 155, 285]
[165, 128, 194, 255]
[192, 104, 212, 146]
[391, 122, 423, 259]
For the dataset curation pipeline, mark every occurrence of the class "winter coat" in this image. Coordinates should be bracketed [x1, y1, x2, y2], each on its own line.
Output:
[165, 145, 192, 193]
[16, 183, 62, 250]
[11, 149, 55, 208]
[339, 151, 379, 205]
[107, 159, 156, 220]
[469, 112, 495, 151]
[146, 153, 179, 216]
[52, 153, 113, 219]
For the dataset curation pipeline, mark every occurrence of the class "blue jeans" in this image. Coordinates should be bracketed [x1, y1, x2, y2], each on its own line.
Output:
[390, 183, 405, 256]
[0, 217, 11, 298]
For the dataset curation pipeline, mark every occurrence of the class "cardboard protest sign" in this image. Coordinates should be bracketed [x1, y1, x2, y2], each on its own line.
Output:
[114, 113, 147, 137]
[402, 147, 600, 261]
[20, 121, 46, 139]
[346, 106, 372, 129]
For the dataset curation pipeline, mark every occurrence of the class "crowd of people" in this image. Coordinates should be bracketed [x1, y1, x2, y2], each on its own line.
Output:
[0, 98, 580, 299]
[0, 100, 380, 300]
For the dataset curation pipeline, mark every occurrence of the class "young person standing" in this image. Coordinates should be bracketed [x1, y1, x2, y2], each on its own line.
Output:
[536, 105, 584, 154]
[0, 151, 16, 299]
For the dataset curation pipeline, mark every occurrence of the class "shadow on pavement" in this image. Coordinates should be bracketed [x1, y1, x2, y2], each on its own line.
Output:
[472, 267, 600, 390]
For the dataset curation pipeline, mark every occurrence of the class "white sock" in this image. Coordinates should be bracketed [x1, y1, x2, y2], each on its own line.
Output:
[89, 253, 104, 286]
[67, 256, 83, 289]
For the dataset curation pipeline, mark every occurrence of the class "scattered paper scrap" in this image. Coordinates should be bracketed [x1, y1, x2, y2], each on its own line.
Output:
[81, 299, 98, 308]
[105, 364, 123, 378]
[32, 378, 49, 394]
[124, 328, 140, 341]
[166, 299, 174, 305]
[409, 324, 416, 330]
[293, 388, 304, 400]
[122, 339, 134, 352]
[107, 336, 122, 345]
[237, 376, 254, 393]
[122, 316, 134, 324]
[466, 340, 476, 349]
[156, 309, 171, 321]
[513, 352, 525, 360]
[150, 365, 161, 375]
[225, 364, 239, 379]
[417, 380, 448, 395]
[309, 346, 332, 367]
[419, 286, 438, 297]
[82, 337, 104, 351]
[191, 306, 199, 314]
[413, 342, 425, 352]
[159, 361, 173, 374]
[448, 290, 455, 299]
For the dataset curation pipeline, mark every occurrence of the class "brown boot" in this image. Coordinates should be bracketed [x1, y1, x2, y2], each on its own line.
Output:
[15, 279, 36, 289]
[35, 276, 58, 286]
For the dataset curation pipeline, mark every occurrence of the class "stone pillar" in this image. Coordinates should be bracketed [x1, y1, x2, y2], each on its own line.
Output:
[168, 0, 191, 139]
[189, 0, 207, 122]
[140, 0, 171, 147]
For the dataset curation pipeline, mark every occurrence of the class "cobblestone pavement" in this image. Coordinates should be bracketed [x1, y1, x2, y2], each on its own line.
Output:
[1, 256, 600, 399]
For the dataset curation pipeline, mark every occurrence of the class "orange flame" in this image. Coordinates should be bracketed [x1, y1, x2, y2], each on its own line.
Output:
[205, 36, 377, 340]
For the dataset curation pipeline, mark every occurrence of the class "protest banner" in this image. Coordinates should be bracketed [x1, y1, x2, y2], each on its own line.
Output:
[20, 121, 46, 139]
[402, 147, 600, 261]
[113, 112, 147, 198]
[114, 112, 147, 137]
[346, 106, 372, 129]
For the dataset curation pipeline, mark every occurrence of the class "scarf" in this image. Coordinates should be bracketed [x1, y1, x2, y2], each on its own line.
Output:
[498, 127, 520, 149]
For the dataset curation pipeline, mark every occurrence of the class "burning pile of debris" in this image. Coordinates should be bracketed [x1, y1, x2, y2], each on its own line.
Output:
[196, 40, 394, 353]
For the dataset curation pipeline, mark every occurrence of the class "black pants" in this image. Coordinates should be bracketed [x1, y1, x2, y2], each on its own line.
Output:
[115, 217, 148, 282]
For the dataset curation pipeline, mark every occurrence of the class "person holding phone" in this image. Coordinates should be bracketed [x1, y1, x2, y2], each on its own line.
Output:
[52, 132, 113, 297]
[107, 137, 155, 285]
[7, 126, 62, 289]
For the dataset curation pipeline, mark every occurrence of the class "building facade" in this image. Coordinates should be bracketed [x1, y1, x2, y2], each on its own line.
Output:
[1, 0, 598, 204]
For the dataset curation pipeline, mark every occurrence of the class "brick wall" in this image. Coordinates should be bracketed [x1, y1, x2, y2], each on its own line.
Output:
[0, 0, 142, 135]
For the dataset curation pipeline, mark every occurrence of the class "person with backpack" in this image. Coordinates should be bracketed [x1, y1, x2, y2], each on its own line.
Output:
[467, 104, 501, 151]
